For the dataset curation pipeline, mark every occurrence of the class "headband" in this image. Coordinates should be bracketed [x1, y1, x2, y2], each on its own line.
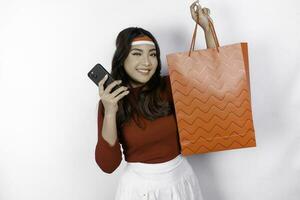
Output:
[131, 35, 155, 46]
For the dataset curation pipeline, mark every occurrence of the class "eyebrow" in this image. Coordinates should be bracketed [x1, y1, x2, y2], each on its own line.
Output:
[130, 48, 156, 52]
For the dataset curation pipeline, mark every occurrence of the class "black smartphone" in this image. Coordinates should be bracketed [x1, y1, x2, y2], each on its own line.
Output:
[87, 63, 121, 91]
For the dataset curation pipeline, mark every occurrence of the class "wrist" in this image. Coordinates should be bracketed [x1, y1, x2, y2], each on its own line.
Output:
[104, 111, 117, 118]
[203, 26, 211, 33]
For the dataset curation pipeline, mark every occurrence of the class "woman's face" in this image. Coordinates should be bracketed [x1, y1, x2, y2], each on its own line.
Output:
[124, 44, 158, 88]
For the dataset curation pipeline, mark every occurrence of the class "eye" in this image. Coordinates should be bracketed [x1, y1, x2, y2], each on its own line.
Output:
[132, 52, 141, 56]
[151, 53, 157, 57]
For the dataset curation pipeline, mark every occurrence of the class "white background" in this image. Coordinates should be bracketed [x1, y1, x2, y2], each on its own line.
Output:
[0, 0, 299, 199]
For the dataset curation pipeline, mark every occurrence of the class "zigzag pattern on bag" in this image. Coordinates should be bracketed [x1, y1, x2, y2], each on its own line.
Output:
[166, 43, 256, 155]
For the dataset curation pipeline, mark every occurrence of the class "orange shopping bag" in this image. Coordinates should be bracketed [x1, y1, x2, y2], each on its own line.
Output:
[166, 17, 256, 156]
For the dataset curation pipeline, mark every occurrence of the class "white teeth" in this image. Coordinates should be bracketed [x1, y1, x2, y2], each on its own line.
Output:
[137, 69, 150, 73]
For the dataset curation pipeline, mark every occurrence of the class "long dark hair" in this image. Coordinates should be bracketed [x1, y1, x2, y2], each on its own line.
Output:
[99, 27, 173, 139]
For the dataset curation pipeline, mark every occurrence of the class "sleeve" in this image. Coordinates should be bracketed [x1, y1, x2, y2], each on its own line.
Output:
[95, 100, 122, 174]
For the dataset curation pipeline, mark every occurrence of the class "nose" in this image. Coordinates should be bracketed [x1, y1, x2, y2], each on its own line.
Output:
[142, 55, 151, 66]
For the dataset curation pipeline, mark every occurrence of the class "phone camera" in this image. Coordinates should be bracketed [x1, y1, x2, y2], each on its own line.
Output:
[90, 72, 97, 79]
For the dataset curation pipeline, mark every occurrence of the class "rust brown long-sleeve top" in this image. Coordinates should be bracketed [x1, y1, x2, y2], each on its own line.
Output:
[95, 75, 181, 174]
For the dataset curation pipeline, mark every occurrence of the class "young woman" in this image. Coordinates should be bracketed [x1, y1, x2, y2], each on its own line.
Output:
[95, 2, 216, 199]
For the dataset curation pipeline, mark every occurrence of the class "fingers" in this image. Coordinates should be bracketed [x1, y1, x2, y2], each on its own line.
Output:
[190, 1, 202, 13]
[190, 1, 203, 22]
[113, 90, 130, 102]
[202, 7, 213, 23]
[110, 85, 129, 98]
[190, 5, 197, 20]
[98, 75, 122, 97]
[190, 1, 197, 10]
[202, 7, 210, 15]
[190, 1, 211, 19]
[98, 75, 108, 95]
[196, 1, 202, 10]
[105, 79, 122, 94]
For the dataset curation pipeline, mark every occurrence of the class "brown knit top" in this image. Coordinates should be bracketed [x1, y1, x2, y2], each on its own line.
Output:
[95, 75, 181, 174]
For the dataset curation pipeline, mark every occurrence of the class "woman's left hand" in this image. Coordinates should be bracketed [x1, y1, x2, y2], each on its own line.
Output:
[190, 1, 212, 31]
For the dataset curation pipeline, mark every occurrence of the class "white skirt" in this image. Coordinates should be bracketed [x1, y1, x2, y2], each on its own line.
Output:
[115, 154, 204, 200]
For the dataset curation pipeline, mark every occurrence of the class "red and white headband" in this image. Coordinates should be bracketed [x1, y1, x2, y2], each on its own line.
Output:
[131, 35, 155, 46]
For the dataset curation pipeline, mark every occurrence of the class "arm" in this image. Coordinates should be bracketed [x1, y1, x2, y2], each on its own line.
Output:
[95, 100, 122, 174]
[203, 27, 216, 49]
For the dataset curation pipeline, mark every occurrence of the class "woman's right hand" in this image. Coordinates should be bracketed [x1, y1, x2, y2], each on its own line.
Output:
[98, 75, 130, 115]
[190, 1, 212, 31]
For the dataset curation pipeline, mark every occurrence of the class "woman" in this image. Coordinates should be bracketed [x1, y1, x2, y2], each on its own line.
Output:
[95, 2, 216, 199]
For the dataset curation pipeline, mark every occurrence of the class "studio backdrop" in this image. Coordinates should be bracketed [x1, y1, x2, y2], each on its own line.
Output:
[0, 0, 299, 200]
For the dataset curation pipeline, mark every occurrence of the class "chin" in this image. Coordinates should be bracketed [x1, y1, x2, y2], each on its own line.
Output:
[136, 74, 150, 80]
[137, 78, 149, 84]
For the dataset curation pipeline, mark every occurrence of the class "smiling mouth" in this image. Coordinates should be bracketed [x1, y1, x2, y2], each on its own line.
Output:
[137, 69, 150, 74]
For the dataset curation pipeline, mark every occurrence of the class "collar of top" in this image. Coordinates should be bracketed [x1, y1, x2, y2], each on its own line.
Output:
[131, 35, 155, 46]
